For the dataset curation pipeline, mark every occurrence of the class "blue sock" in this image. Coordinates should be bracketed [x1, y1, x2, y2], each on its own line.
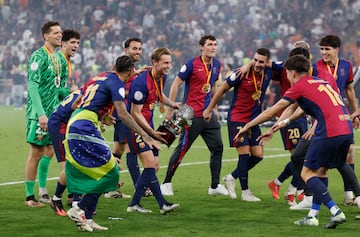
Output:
[145, 168, 167, 208]
[54, 182, 66, 199]
[248, 155, 263, 170]
[231, 168, 239, 179]
[237, 154, 250, 190]
[311, 196, 321, 212]
[307, 177, 334, 209]
[126, 152, 140, 186]
[278, 161, 292, 183]
[129, 169, 149, 206]
[73, 193, 82, 202]
[79, 193, 101, 219]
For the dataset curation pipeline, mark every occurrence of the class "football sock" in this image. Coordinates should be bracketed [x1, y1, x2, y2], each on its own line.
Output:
[146, 168, 167, 208]
[37, 155, 52, 191]
[54, 181, 66, 199]
[307, 177, 333, 208]
[130, 169, 150, 206]
[248, 155, 263, 170]
[278, 161, 292, 182]
[79, 193, 101, 219]
[25, 180, 35, 198]
[238, 154, 250, 190]
[126, 152, 140, 186]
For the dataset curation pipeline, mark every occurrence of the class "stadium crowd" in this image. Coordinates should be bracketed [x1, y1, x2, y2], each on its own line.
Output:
[1, 0, 360, 101]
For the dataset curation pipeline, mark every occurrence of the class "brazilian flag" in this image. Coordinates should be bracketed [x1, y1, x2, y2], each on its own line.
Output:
[64, 109, 119, 194]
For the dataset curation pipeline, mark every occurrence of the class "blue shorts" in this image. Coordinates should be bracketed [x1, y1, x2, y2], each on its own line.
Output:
[279, 117, 308, 150]
[113, 120, 127, 143]
[125, 129, 159, 156]
[228, 121, 261, 147]
[48, 119, 66, 163]
[304, 134, 353, 169]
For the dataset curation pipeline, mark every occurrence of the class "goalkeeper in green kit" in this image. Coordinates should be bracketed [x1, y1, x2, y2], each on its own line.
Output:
[25, 21, 75, 207]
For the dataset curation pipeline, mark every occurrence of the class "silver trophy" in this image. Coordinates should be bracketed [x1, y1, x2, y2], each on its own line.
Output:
[157, 104, 194, 147]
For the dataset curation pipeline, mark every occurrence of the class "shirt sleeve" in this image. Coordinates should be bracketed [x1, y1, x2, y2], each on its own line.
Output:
[28, 80, 46, 117]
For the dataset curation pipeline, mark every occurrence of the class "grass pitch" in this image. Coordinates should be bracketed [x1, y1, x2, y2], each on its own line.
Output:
[1, 105, 360, 237]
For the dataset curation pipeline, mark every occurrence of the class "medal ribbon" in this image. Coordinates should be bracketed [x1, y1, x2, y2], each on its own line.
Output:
[326, 59, 339, 79]
[201, 56, 213, 86]
[61, 51, 74, 87]
[43, 45, 59, 77]
[252, 67, 264, 103]
[151, 69, 164, 109]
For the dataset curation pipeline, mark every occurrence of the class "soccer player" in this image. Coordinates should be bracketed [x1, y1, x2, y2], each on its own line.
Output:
[204, 48, 273, 201]
[267, 43, 311, 205]
[313, 34, 359, 205]
[236, 54, 352, 228]
[25, 21, 70, 207]
[105, 37, 151, 199]
[48, 29, 80, 216]
[125, 47, 180, 214]
[160, 35, 228, 197]
[65, 55, 160, 231]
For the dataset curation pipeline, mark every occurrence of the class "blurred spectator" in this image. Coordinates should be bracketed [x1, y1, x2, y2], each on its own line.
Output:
[11, 65, 26, 110]
[0, 0, 359, 106]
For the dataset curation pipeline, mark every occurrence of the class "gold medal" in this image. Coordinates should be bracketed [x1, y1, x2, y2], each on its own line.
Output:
[159, 103, 165, 113]
[54, 76, 60, 88]
[251, 91, 261, 100]
[201, 83, 211, 93]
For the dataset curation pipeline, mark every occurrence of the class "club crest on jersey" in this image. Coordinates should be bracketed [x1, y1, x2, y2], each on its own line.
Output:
[340, 68, 345, 77]
[212, 67, 217, 74]
[30, 62, 39, 71]
[134, 91, 144, 101]
[230, 72, 237, 81]
[118, 87, 125, 99]
[180, 64, 187, 73]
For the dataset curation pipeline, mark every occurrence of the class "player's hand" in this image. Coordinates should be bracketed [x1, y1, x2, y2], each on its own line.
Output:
[203, 108, 212, 122]
[352, 116, 360, 129]
[142, 135, 162, 150]
[271, 119, 289, 132]
[114, 157, 124, 170]
[302, 129, 314, 140]
[134, 66, 152, 75]
[38, 115, 48, 132]
[256, 129, 274, 145]
[171, 102, 181, 110]
[234, 126, 249, 142]
[151, 130, 168, 145]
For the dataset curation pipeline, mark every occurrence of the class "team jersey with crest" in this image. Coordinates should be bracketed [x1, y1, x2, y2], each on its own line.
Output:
[178, 56, 221, 117]
[27, 46, 70, 119]
[225, 67, 273, 123]
[283, 75, 352, 138]
[127, 70, 165, 128]
[49, 89, 82, 124]
[313, 59, 353, 98]
[79, 72, 126, 114]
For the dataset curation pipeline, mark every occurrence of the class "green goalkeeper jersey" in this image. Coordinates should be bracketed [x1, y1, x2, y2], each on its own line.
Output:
[26, 46, 70, 120]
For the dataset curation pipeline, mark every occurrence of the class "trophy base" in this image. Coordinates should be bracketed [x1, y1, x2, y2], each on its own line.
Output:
[157, 120, 180, 147]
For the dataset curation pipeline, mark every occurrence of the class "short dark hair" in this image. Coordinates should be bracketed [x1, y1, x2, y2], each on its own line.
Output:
[284, 55, 310, 73]
[288, 47, 310, 59]
[41, 21, 61, 36]
[319, 35, 341, 48]
[256, 48, 271, 58]
[62, 29, 80, 42]
[124, 38, 142, 49]
[199, 35, 216, 46]
[114, 55, 134, 73]
[151, 47, 172, 61]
